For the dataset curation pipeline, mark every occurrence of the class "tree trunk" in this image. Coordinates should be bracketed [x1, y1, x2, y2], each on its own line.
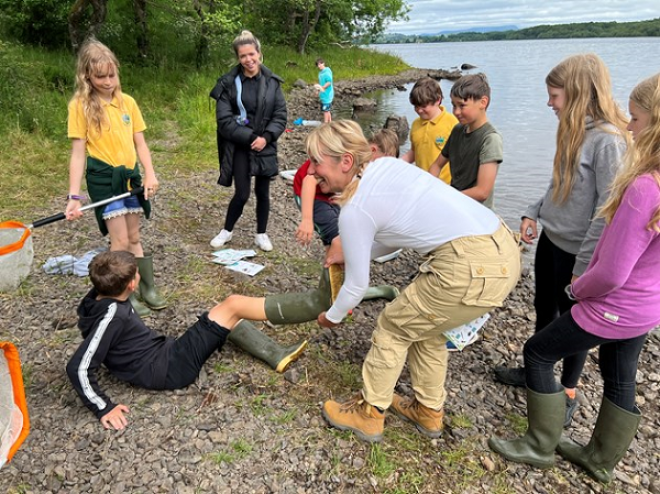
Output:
[68, 0, 108, 51]
[133, 0, 149, 61]
[296, 0, 321, 54]
[193, 0, 215, 68]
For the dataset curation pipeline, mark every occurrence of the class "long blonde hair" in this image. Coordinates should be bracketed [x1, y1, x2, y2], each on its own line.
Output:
[600, 73, 660, 231]
[546, 53, 629, 203]
[72, 38, 122, 135]
[305, 120, 372, 206]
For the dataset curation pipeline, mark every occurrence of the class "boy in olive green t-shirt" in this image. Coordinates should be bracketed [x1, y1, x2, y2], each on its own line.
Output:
[430, 73, 503, 209]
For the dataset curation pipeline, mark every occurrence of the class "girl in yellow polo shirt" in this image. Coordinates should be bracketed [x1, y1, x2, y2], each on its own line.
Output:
[65, 39, 165, 317]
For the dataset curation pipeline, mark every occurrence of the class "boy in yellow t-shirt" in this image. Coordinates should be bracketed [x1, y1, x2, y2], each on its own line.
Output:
[401, 77, 458, 184]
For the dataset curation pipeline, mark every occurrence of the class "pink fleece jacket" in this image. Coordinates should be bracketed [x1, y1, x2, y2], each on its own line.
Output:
[571, 174, 660, 339]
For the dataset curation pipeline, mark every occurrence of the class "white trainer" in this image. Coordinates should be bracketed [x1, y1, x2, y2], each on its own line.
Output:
[210, 229, 233, 248]
[254, 233, 273, 252]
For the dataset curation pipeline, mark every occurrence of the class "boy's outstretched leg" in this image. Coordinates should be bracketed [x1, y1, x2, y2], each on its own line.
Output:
[228, 320, 308, 373]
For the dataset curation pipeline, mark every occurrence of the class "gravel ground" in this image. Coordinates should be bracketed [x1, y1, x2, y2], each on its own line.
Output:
[1, 69, 659, 494]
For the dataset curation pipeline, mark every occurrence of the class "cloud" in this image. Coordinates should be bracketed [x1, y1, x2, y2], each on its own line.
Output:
[388, 0, 660, 34]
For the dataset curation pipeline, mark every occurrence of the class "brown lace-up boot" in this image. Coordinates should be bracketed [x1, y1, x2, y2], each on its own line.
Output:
[391, 394, 444, 438]
[322, 393, 385, 443]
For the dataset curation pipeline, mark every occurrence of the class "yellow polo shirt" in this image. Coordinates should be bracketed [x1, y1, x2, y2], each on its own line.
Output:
[68, 93, 146, 168]
[410, 105, 458, 184]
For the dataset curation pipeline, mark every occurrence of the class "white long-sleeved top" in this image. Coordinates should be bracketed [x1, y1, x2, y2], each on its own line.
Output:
[326, 157, 500, 323]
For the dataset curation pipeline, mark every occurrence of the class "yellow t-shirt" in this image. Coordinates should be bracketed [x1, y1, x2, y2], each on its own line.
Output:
[68, 93, 146, 168]
[410, 106, 458, 184]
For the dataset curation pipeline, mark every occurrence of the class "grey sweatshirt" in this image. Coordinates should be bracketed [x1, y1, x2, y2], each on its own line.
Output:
[524, 118, 627, 275]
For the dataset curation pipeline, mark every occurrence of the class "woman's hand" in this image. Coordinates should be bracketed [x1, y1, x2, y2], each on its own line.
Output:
[324, 237, 344, 267]
[251, 136, 267, 152]
[520, 217, 538, 244]
[317, 311, 339, 328]
[143, 173, 159, 200]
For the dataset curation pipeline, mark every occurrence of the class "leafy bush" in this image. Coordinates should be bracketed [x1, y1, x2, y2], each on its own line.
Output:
[0, 0, 70, 48]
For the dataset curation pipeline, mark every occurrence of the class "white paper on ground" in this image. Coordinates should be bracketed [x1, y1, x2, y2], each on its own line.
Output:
[224, 260, 265, 276]
[212, 249, 257, 265]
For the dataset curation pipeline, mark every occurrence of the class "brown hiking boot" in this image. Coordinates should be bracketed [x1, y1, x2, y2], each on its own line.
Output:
[322, 393, 385, 443]
[391, 394, 443, 438]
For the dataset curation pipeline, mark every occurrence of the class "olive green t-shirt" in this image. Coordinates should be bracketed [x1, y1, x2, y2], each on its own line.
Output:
[441, 122, 503, 209]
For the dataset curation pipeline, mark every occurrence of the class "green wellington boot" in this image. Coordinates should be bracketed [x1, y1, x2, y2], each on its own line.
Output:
[229, 320, 308, 373]
[129, 292, 152, 318]
[556, 397, 641, 484]
[137, 253, 168, 310]
[264, 268, 399, 325]
[363, 285, 399, 301]
[488, 388, 565, 469]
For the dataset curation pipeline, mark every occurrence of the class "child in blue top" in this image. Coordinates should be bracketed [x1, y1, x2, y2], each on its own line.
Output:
[316, 58, 334, 123]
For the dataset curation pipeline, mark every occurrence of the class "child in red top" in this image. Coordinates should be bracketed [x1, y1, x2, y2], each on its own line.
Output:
[293, 128, 400, 264]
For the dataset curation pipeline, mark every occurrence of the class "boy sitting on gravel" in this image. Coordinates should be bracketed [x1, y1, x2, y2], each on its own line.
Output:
[67, 250, 307, 430]
[66, 250, 233, 430]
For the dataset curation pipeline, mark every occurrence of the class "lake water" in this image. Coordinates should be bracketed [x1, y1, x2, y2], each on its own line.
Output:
[343, 38, 660, 236]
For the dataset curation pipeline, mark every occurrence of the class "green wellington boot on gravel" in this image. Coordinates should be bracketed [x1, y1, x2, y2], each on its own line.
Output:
[264, 268, 399, 325]
[556, 397, 641, 484]
[129, 292, 152, 318]
[363, 285, 400, 301]
[229, 320, 308, 373]
[488, 388, 565, 469]
[136, 253, 168, 310]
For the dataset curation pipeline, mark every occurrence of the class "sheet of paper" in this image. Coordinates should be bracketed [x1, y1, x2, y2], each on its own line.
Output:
[212, 249, 257, 265]
[224, 260, 265, 276]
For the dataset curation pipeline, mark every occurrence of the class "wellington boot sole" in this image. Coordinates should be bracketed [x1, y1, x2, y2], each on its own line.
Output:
[275, 340, 309, 373]
[488, 437, 555, 469]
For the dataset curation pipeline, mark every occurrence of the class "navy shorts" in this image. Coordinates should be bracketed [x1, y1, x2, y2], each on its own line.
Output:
[163, 312, 230, 389]
[320, 102, 332, 113]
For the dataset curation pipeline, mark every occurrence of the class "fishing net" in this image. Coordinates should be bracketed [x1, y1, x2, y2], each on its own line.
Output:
[0, 342, 30, 468]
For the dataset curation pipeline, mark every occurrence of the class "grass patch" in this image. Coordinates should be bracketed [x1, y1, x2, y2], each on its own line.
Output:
[269, 409, 297, 425]
[207, 439, 255, 464]
[448, 412, 473, 429]
[368, 443, 397, 478]
[504, 412, 528, 435]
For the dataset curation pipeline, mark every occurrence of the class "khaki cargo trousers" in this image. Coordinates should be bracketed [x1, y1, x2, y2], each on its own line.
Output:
[362, 221, 521, 410]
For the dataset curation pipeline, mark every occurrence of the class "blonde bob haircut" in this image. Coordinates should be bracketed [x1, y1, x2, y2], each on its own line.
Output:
[305, 120, 373, 206]
[545, 53, 630, 204]
[600, 73, 660, 231]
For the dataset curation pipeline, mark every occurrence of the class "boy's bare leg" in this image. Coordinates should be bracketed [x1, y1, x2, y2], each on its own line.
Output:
[208, 295, 267, 329]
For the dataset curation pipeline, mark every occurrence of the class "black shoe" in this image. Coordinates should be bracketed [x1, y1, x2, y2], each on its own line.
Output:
[493, 365, 526, 387]
[564, 395, 579, 428]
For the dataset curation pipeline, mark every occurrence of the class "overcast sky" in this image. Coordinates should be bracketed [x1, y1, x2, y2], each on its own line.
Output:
[388, 1, 660, 34]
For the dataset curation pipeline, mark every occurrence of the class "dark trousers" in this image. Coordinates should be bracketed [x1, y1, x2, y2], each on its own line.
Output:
[524, 311, 647, 412]
[164, 312, 230, 389]
[224, 147, 271, 233]
[533, 231, 587, 388]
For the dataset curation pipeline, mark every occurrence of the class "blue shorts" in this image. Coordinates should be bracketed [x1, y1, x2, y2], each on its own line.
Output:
[321, 102, 332, 113]
[102, 195, 142, 220]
